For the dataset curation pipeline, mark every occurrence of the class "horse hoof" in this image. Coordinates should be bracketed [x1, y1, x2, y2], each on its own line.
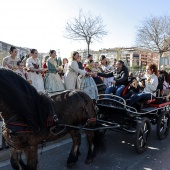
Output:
[85, 158, 94, 164]
[67, 162, 76, 169]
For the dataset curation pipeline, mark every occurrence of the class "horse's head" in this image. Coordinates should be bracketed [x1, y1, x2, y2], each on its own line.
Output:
[0, 95, 17, 122]
[0, 68, 53, 130]
[0, 69, 28, 122]
[0, 83, 7, 120]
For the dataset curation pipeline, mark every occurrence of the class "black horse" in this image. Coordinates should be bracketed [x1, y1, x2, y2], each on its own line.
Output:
[0, 68, 102, 170]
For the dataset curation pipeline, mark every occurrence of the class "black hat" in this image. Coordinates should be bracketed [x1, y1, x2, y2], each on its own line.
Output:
[130, 77, 137, 83]
[118, 60, 124, 65]
[100, 55, 106, 61]
[87, 54, 92, 58]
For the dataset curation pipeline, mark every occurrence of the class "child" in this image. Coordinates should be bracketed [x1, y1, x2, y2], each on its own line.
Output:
[42, 56, 49, 77]
[15, 61, 32, 84]
[123, 77, 140, 99]
[79, 60, 98, 100]
[85, 60, 106, 95]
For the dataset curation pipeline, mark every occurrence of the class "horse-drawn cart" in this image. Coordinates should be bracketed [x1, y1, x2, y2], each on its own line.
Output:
[95, 95, 170, 153]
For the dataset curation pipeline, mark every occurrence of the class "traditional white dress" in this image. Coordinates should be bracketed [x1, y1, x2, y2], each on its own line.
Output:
[44, 58, 65, 92]
[77, 65, 98, 100]
[26, 57, 45, 93]
[64, 60, 86, 90]
[15, 69, 30, 81]
[101, 65, 114, 87]
[2, 56, 20, 70]
[79, 76, 98, 100]
[63, 63, 68, 74]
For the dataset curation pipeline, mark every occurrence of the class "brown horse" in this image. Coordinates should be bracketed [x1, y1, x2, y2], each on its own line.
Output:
[0, 68, 102, 170]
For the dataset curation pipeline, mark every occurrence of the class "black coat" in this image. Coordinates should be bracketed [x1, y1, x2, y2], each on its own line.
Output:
[78, 62, 84, 70]
[97, 66, 129, 86]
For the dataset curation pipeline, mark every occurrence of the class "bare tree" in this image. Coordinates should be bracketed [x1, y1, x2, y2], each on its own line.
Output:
[65, 10, 108, 54]
[136, 15, 170, 67]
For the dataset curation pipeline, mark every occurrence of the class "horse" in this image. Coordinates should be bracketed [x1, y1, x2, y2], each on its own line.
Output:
[0, 68, 102, 170]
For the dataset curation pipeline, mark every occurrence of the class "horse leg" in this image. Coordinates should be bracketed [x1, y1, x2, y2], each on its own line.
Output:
[67, 130, 81, 168]
[85, 130, 96, 164]
[24, 146, 38, 170]
[10, 148, 26, 170]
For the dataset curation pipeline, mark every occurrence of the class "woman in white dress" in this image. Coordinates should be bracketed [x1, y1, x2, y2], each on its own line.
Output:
[44, 50, 65, 92]
[26, 49, 47, 93]
[15, 60, 32, 84]
[100, 55, 114, 87]
[62, 58, 69, 74]
[64, 51, 97, 100]
[2, 46, 20, 70]
[81, 60, 99, 100]
[64, 51, 87, 90]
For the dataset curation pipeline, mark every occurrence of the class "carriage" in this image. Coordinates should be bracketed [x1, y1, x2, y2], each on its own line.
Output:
[95, 93, 170, 153]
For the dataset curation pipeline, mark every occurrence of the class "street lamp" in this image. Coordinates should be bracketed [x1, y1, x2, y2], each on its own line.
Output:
[57, 49, 60, 57]
[126, 54, 129, 67]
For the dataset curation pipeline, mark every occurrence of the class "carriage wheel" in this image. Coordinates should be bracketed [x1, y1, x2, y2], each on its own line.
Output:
[135, 118, 151, 154]
[156, 111, 170, 140]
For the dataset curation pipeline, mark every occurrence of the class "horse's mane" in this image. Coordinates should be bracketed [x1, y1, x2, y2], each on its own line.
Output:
[0, 68, 55, 131]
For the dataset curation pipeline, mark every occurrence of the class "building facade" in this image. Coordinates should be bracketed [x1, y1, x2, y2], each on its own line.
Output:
[0, 41, 29, 66]
[0, 41, 48, 67]
[78, 47, 159, 69]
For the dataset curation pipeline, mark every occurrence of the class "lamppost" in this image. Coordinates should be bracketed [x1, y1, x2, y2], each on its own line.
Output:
[125, 54, 129, 68]
[57, 49, 60, 57]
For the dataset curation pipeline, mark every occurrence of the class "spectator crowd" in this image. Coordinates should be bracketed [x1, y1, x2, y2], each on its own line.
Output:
[1, 45, 166, 108]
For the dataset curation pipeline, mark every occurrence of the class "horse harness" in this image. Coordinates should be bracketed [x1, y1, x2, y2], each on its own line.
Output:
[50, 90, 96, 136]
[71, 90, 96, 125]
[2, 115, 33, 135]
[2, 91, 96, 137]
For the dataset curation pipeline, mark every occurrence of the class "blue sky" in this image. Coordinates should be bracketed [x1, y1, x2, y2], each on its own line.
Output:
[0, 0, 170, 57]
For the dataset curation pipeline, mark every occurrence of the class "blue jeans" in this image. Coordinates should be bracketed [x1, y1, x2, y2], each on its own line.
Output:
[127, 92, 155, 106]
[105, 85, 125, 98]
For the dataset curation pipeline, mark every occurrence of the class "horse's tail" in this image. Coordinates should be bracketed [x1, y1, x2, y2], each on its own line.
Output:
[93, 129, 106, 154]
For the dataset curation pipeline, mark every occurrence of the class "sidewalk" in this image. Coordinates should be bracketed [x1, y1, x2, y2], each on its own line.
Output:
[0, 121, 10, 162]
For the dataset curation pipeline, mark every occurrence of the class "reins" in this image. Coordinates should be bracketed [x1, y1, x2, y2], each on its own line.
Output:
[49, 90, 96, 136]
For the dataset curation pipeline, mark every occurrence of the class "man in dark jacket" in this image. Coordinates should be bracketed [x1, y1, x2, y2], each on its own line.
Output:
[97, 60, 129, 97]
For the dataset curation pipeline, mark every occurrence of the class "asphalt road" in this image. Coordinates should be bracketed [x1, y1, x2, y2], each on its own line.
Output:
[0, 126, 170, 170]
